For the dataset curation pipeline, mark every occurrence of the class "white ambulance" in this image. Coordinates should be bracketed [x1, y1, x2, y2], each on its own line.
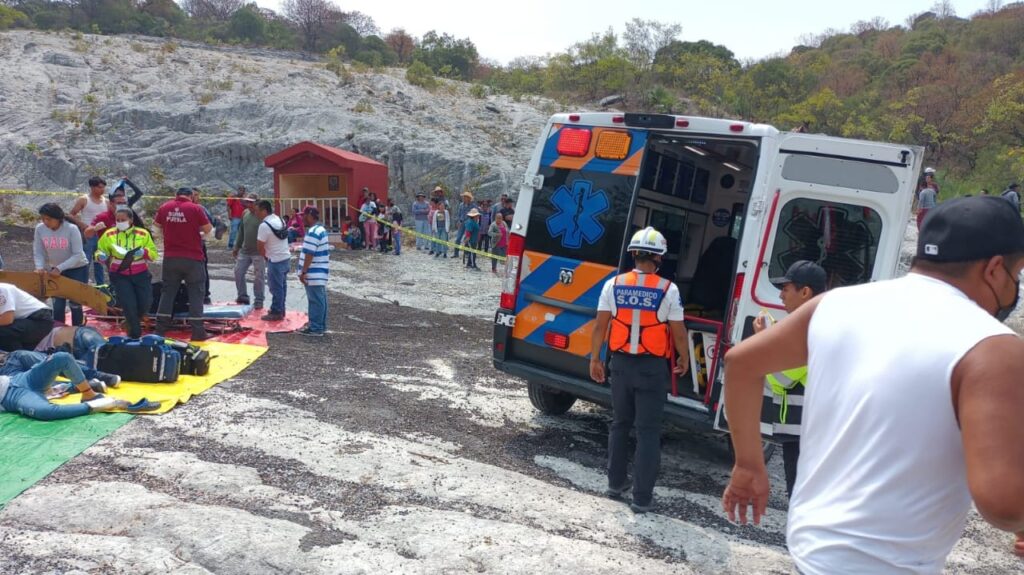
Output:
[492, 112, 922, 437]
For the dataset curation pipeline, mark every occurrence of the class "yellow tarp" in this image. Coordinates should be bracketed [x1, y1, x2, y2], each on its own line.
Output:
[51, 341, 267, 414]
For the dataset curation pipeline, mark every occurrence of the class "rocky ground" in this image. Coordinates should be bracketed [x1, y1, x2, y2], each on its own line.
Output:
[0, 221, 1022, 575]
[0, 29, 553, 212]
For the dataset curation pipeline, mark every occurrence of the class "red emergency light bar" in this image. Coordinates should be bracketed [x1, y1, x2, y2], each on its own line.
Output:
[557, 127, 592, 157]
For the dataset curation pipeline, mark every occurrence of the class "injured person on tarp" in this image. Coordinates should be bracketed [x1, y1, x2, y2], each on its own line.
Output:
[0, 351, 121, 420]
[0, 350, 161, 420]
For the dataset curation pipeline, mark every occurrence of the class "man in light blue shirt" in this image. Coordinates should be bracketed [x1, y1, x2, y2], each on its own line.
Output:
[298, 206, 330, 336]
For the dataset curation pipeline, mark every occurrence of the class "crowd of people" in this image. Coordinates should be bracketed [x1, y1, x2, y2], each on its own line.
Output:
[341, 185, 513, 273]
[914, 166, 1022, 230]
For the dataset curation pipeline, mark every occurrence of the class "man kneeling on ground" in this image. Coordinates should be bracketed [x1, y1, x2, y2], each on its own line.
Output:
[0, 282, 55, 352]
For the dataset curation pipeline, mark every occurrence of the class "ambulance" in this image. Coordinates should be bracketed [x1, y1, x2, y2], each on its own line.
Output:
[492, 112, 923, 438]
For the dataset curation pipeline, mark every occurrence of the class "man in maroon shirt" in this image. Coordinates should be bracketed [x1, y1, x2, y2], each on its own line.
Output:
[153, 187, 212, 341]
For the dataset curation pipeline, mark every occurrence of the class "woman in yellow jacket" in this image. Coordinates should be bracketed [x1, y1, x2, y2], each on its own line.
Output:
[96, 206, 158, 338]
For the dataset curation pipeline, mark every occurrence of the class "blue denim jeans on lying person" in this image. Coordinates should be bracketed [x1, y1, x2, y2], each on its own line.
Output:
[267, 258, 290, 316]
[0, 350, 105, 381]
[0, 352, 90, 421]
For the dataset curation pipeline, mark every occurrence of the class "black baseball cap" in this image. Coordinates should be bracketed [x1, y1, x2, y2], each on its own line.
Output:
[917, 196, 1024, 262]
[176, 187, 193, 196]
[770, 260, 827, 294]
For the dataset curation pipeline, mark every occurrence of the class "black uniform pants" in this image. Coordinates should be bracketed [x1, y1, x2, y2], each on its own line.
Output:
[156, 257, 206, 338]
[0, 309, 53, 351]
[608, 352, 669, 506]
[782, 439, 800, 498]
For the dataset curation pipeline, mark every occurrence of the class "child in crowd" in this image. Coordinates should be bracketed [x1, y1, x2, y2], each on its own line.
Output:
[463, 208, 481, 271]
[489, 211, 509, 273]
[431, 199, 450, 258]
[388, 200, 403, 256]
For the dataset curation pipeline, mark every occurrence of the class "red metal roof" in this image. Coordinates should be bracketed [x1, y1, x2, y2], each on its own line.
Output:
[264, 141, 387, 169]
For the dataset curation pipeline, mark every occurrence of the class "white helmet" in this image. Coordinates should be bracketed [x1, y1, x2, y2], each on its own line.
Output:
[924, 166, 936, 175]
[627, 226, 668, 255]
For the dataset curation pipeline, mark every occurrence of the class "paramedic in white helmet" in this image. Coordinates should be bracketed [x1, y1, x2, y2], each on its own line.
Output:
[589, 226, 689, 513]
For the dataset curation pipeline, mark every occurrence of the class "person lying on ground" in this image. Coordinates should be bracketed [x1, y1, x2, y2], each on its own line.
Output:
[0, 282, 55, 352]
[0, 351, 124, 420]
[0, 349, 119, 390]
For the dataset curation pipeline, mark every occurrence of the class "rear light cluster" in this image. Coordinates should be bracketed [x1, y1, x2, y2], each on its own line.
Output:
[544, 332, 569, 349]
[556, 128, 592, 157]
[499, 233, 526, 310]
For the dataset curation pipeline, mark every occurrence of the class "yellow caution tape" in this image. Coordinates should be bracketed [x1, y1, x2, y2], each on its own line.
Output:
[348, 204, 507, 262]
[0, 188, 230, 201]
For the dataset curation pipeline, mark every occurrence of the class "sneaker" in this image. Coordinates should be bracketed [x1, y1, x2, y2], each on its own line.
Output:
[261, 313, 284, 322]
[297, 327, 324, 337]
[630, 499, 654, 514]
[96, 373, 121, 389]
[88, 379, 108, 394]
[605, 482, 632, 500]
[235, 296, 251, 305]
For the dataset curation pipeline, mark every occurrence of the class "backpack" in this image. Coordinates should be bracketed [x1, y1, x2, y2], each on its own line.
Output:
[163, 338, 212, 376]
[262, 217, 289, 241]
[150, 281, 190, 315]
[96, 335, 181, 383]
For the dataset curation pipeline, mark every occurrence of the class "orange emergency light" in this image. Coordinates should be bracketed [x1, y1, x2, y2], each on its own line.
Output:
[595, 130, 631, 160]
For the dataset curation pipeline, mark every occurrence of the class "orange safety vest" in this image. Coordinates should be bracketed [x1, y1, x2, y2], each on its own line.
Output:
[608, 271, 672, 358]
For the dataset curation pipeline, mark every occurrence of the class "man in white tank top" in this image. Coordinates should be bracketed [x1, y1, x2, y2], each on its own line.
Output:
[69, 176, 110, 285]
[721, 196, 1024, 573]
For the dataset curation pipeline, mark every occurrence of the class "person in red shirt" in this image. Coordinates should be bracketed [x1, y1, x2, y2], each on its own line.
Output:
[83, 179, 144, 240]
[153, 187, 212, 341]
[226, 186, 247, 249]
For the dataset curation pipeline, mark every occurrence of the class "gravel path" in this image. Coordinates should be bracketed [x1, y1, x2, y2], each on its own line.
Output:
[0, 227, 1020, 574]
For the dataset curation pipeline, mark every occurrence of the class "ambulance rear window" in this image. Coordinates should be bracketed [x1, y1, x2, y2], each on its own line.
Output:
[525, 168, 634, 267]
[769, 198, 883, 289]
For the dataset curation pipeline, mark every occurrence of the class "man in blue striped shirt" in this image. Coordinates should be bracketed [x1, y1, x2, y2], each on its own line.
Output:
[297, 206, 330, 337]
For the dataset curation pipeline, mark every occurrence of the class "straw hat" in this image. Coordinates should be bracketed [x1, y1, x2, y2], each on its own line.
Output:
[461, 191, 474, 200]
[467, 208, 480, 217]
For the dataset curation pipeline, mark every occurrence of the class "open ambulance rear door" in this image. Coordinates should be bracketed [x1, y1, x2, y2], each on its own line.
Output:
[714, 133, 924, 434]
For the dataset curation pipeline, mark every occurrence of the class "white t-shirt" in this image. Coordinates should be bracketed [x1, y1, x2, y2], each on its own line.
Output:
[789, 274, 1013, 575]
[597, 270, 685, 321]
[0, 283, 49, 319]
[257, 214, 291, 263]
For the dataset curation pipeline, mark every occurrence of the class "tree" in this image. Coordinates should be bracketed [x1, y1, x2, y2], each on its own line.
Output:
[622, 18, 681, 72]
[342, 10, 378, 36]
[180, 0, 242, 21]
[385, 28, 415, 64]
[0, 5, 28, 29]
[355, 35, 398, 66]
[413, 30, 479, 80]
[229, 3, 266, 43]
[282, 0, 334, 51]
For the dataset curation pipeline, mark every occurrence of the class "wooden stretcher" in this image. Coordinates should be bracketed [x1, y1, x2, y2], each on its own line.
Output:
[0, 271, 110, 315]
[89, 304, 254, 334]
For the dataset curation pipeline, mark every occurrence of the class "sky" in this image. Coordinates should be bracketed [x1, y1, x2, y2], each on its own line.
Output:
[253, 0, 995, 64]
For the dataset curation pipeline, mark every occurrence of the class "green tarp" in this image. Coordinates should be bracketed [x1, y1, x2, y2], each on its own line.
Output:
[0, 412, 132, 507]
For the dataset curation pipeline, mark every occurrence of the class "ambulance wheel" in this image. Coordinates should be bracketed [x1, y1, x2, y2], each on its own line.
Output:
[527, 381, 576, 415]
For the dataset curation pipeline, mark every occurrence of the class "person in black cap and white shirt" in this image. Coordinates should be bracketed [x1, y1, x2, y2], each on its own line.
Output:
[722, 195, 1024, 572]
[751, 260, 829, 500]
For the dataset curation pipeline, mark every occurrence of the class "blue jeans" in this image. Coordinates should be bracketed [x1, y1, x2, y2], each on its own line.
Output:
[393, 229, 402, 255]
[434, 229, 449, 256]
[415, 220, 430, 249]
[0, 352, 90, 420]
[267, 259, 289, 315]
[228, 218, 241, 248]
[54, 265, 89, 326]
[0, 350, 103, 381]
[305, 285, 327, 333]
[84, 237, 104, 285]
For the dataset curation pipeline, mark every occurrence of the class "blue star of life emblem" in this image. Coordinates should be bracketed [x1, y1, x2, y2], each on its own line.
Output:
[546, 179, 609, 249]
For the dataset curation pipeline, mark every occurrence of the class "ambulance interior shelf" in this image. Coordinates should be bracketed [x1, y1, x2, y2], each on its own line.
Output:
[666, 315, 724, 407]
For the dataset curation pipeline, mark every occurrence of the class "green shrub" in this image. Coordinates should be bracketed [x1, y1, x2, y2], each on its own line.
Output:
[406, 61, 437, 90]
[469, 83, 487, 99]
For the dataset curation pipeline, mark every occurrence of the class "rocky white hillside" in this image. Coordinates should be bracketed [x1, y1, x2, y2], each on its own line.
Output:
[0, 30, 554, 203]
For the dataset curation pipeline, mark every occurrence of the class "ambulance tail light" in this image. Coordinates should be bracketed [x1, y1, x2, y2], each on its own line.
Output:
[557, 128, 592, 157]
[544, 331, 570, 350]
[724, 272, 745, 343]
[500, 233, 526, 310]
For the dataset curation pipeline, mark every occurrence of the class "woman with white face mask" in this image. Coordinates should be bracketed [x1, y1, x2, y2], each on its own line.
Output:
[96, 206, 158, 338]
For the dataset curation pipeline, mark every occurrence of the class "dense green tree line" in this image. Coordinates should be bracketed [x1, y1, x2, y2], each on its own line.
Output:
[3, 1, 1024, 191]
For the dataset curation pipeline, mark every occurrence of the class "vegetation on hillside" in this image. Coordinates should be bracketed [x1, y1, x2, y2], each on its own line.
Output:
[2, 0, 1024, 193]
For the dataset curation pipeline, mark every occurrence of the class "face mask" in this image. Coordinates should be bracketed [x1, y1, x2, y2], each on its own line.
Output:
[116, 221, 130, 232]
[988, 264, 1021, 322]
